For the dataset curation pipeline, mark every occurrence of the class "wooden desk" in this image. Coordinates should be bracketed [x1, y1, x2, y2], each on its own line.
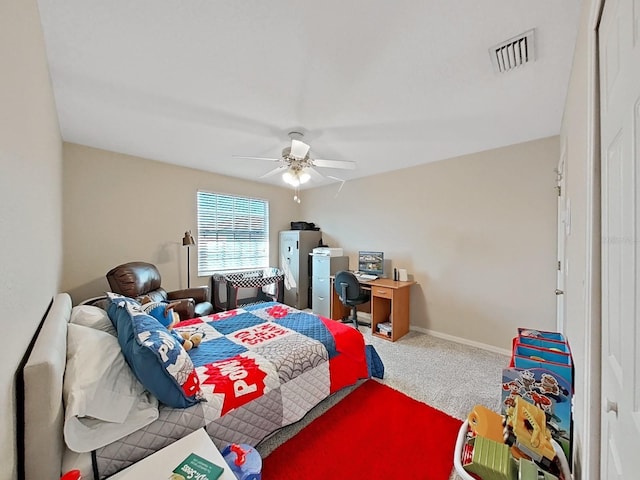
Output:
[330, 277, 416, 342]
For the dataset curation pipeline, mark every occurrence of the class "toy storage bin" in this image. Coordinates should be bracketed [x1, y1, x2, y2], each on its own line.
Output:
[453, 420, 572, 480]
[506, 328, 574, 465]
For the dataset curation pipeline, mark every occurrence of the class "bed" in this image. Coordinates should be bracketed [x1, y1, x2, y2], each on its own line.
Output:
[18, 292, 382, 480]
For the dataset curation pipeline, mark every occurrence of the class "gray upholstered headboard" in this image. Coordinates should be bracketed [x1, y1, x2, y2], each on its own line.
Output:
[17, 293, 72, 480]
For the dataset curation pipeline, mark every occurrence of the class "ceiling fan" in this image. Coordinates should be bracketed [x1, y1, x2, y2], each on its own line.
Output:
[233, 131, 356, 189]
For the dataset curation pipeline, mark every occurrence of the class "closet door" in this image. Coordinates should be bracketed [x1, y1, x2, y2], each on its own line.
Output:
[599, 0, 640, 477]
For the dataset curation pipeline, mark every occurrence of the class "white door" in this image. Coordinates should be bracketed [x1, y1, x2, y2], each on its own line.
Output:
[279, 231, 300, 308]
[599, 0, 640, 477]
[556, 145, 568, 332]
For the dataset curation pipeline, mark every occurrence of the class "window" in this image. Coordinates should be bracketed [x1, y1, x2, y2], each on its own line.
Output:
[196, 191, 269, 274]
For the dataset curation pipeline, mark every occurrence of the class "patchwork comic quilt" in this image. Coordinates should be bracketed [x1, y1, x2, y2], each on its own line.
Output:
[94, 302, 380, 478]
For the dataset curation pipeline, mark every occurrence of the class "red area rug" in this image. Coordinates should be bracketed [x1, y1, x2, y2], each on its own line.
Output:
[262, 380, 462, 480]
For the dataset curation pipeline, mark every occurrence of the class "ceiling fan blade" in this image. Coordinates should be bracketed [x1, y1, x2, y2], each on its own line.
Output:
[232, 155, 280, 162]
[313, 158, 356, 170]
[306, 167, 325, 181]
[259, 166, 287, 178]
[290, 139, 310, 159]
[326, 175, 346, 197]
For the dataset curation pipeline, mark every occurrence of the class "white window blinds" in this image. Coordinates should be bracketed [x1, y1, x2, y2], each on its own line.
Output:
[196, 191, 269, 275]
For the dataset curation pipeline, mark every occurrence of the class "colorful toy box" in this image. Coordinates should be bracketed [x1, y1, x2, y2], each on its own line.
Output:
[502, 328, 573, 465]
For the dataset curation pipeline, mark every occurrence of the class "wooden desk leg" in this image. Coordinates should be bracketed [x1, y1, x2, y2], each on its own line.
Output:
[390, 287, 410, 341]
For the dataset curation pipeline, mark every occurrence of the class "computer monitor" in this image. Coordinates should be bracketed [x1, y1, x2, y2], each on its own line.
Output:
[358, 251, 384, 276]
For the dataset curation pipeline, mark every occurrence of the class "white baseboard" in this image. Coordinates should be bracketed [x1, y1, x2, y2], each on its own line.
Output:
[353, 312, 510, 356]
[410, 326, 511, 357]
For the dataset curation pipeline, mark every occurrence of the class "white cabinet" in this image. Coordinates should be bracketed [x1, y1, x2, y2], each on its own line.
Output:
[279, 230, 322, 309]
[312, 255, 349, 318]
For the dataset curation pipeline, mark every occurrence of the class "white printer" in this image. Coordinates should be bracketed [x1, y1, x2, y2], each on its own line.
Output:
[312, 247, 344, 256]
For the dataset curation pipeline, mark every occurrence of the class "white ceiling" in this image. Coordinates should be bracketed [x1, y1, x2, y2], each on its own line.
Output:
[36, 0, 582, 189]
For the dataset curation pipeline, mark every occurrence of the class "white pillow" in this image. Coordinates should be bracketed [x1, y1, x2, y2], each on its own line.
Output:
[63, 323, 159, 453]
[70, 305, 116, 336]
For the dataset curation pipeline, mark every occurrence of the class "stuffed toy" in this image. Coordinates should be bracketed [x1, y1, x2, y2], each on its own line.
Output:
[140, 297, 203, 351]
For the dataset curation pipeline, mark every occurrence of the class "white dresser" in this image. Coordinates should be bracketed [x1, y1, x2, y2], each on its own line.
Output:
[311, 254, 349, 317]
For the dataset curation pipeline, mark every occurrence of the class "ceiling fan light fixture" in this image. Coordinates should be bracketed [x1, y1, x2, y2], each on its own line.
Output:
[282, 170, 300, 187]
[282, 167, 310, 187]
[298, 171, 310, 184]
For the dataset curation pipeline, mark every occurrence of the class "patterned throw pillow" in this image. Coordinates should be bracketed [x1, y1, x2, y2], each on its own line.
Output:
[106, 293, 203, 408]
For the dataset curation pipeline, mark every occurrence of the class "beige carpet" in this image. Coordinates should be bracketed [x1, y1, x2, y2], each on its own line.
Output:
[364, 329, 507, 420]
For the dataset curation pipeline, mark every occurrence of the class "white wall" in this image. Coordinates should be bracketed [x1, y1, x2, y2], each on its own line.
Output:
[62, 143, 300, 303]
[0, 1, 63, 478]
[559, 0, 601, 477]
[301, 136, 559, 351]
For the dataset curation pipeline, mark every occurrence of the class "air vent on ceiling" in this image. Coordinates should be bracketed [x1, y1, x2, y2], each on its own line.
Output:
[490, 29, 535, 73]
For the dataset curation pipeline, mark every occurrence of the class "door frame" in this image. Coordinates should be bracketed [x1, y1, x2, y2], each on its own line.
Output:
[565, 0, 603, 478]
[556, 143, 568, 332]
[587, 1, 604, 478]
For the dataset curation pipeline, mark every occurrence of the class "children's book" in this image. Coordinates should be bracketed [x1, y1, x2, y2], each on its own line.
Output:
[169, 452, 225, 480]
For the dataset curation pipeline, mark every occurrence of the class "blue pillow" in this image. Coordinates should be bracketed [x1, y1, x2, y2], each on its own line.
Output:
[106, 293, 203, 408]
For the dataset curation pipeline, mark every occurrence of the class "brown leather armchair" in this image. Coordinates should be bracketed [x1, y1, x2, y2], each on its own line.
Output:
[106, 261, 214, 319]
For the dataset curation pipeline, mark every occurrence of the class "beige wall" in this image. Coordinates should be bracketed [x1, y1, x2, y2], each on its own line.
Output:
[63, 138, 558, 352]
[559, 0, 601, 476]
[62, 137, 559, 352]
[62, 143, 300, 303]
[0, 1, 63, 478]
[301, 137, 559, 351]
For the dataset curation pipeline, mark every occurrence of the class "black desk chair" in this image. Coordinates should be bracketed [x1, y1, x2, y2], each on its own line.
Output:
[334, 270, 371, 328]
